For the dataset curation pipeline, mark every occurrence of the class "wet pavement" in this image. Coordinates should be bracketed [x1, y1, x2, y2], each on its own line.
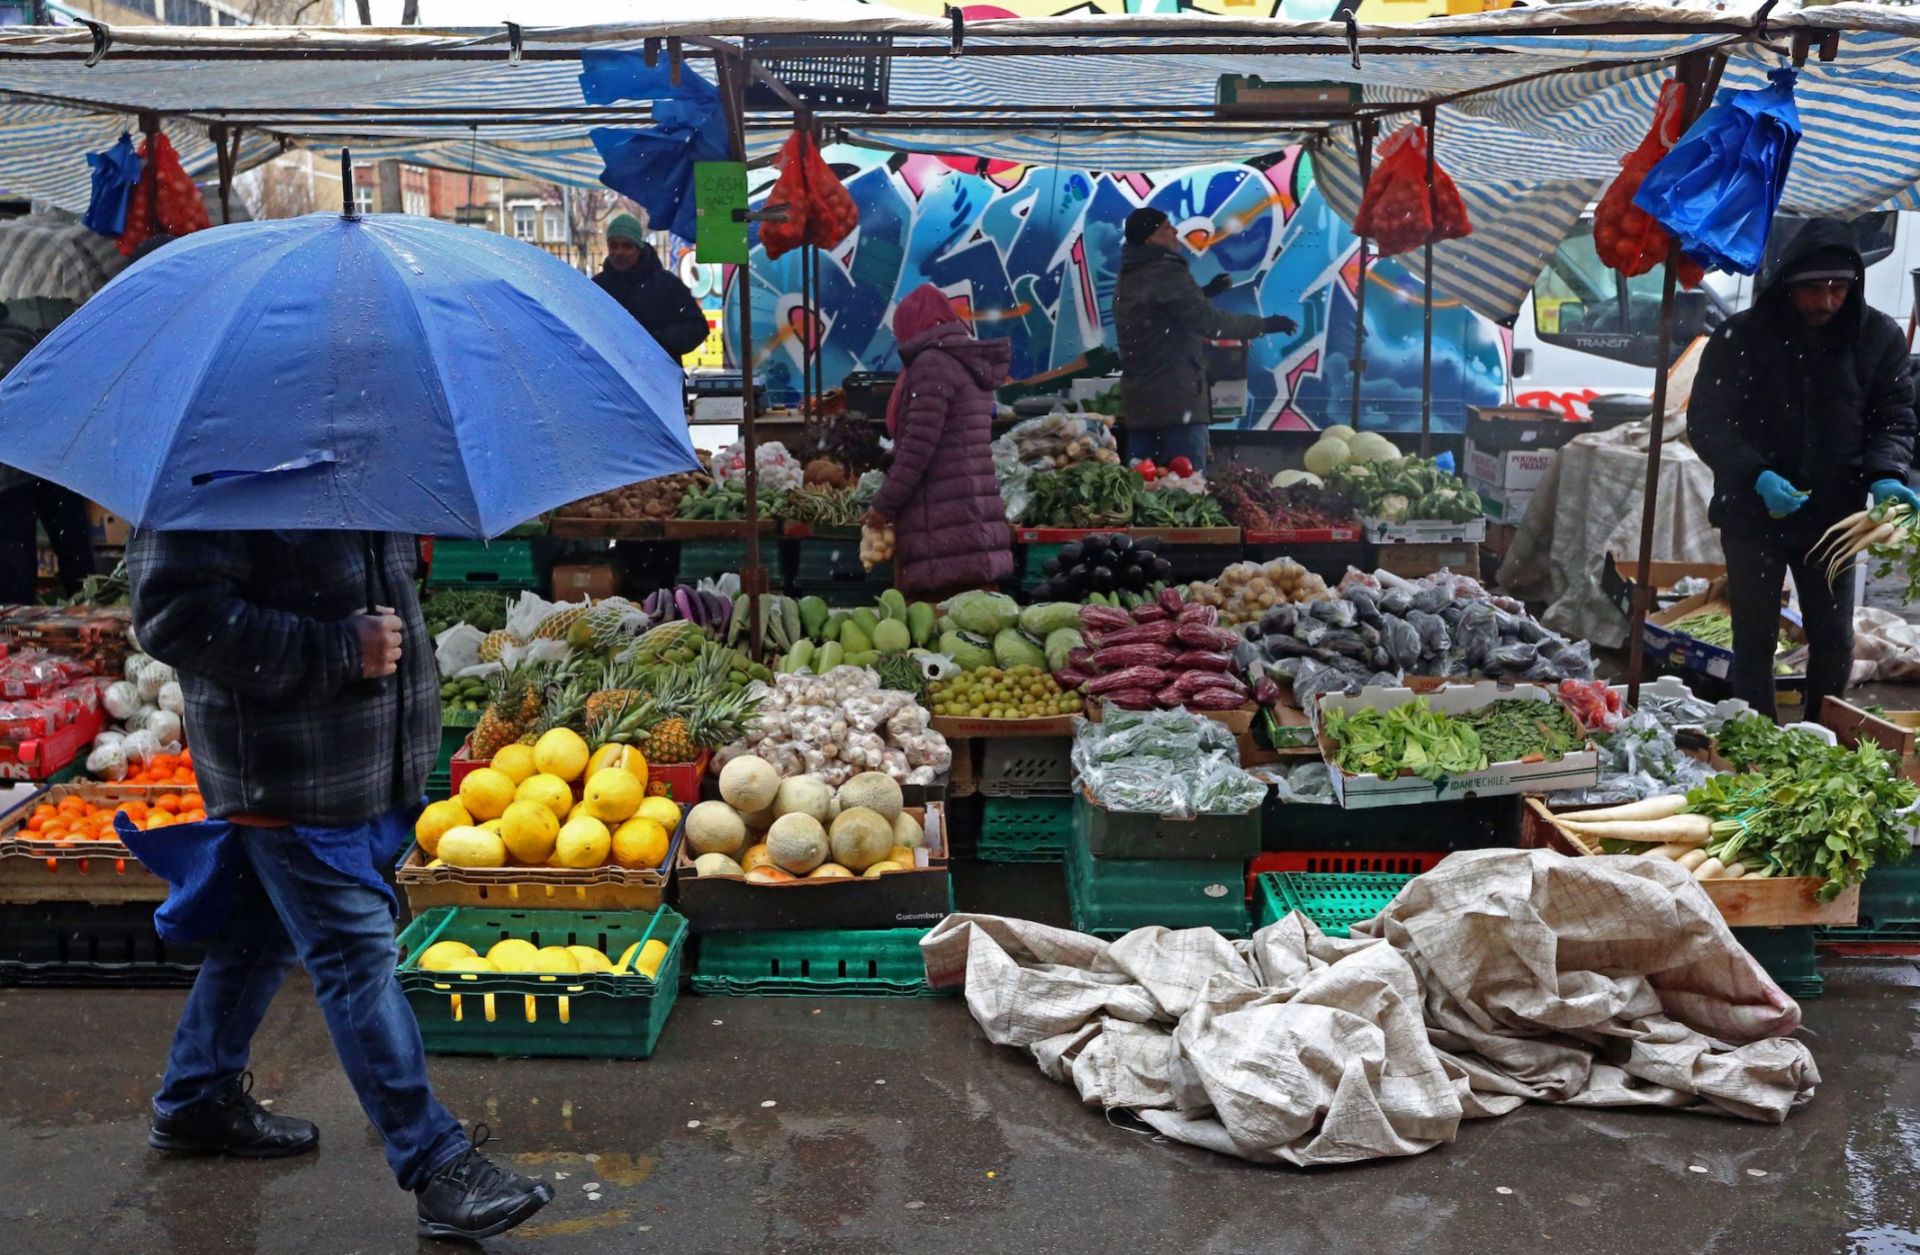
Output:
[3, 935, 1920, 1254]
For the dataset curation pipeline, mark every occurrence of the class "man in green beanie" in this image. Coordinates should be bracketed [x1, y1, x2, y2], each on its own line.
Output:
[594, 212, 710, 360]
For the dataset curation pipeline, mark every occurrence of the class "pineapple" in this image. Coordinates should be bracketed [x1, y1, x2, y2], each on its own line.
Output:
[583, 658, 649, 728]
[521, 665, 592, 744]
[470, 665, 540, 760]
[634, 680, 754, 765]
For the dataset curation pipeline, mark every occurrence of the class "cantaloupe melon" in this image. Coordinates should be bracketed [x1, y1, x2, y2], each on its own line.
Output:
[718, 755, 781, 812]
[838, 772, 903, 821]
[773, 776, 834, 824]
[686, 801, 747, 856]
[694, 852, 744, 877]
[892, 811, 924, 851]
[830, 806, 895, 872]
[766, 812, 829, 874]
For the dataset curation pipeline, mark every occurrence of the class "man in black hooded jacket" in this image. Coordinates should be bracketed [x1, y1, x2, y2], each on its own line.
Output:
[593, 213, 710, 360]
[1690, 219, 1920, 719]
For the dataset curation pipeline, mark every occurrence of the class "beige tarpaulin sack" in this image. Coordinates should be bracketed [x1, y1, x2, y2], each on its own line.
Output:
[920, 849, 1816, 1167]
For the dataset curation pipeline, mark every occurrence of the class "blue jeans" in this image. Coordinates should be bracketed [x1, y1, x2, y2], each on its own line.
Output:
[154, 824, 468, 1191]
[1128, 424, 1213, 472]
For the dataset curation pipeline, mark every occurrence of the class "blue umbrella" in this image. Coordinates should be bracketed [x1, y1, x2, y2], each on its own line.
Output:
[0, 211, 699, 538]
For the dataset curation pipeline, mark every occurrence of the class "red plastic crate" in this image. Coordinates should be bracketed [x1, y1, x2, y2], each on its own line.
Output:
[1246, 849, 1445, 901]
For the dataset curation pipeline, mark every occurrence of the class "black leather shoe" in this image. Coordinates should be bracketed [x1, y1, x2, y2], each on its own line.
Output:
[415, 1126, 554, 1242]
[149, 1071, 319, 1159]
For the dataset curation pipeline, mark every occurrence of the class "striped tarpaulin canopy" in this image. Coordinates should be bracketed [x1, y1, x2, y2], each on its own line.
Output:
[5, 3, 1920, 319]
[0, 208, 125, 301]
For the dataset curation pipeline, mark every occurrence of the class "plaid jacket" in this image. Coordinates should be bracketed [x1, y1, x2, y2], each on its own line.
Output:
[127, 529, 437, 827]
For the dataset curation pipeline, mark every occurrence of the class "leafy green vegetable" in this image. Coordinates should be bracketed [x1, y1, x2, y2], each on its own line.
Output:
[1457, 699, 1580, 764]
[1324, 699, 1486, 782]
[1133, 488, 1228, 528]
[1021, 462, 1139, 527]
[1686, 738, 1916, 901]
[1326, 455, 1482, 523]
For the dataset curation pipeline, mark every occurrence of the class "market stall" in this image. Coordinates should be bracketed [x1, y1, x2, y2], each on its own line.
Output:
[3, 6, 1920, 1086]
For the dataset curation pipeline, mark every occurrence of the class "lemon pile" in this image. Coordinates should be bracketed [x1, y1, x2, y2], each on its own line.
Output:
[415, 728, 678, 871]
[415, 936, 671, 980]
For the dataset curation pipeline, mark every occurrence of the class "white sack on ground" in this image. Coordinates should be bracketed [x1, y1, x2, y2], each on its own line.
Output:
[921, 849, 1817, 1167]
[1851, 606, 1920, 684]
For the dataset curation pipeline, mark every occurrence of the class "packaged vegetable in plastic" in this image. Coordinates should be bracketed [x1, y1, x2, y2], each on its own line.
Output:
[1351, 123, 1473, 256]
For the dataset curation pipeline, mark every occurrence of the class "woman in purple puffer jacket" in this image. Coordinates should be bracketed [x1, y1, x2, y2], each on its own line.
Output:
[865, 285, 1014, 597]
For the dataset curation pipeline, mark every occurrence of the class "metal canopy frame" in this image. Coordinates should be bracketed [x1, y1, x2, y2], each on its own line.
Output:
[0, 8, 1847, 677]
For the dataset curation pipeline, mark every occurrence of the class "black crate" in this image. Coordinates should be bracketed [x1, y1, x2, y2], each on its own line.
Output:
[742, 34, 892, 111]
[0, 901, 205, 987]
[1262, 793, 1521, 853]
[977, 737, 1073, 797]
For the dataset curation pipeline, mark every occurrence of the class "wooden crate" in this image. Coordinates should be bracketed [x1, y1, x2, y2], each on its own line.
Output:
[1520, 798, 1859, 928]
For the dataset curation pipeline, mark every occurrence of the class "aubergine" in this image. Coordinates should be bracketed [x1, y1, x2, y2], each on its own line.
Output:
[1068, 567, 1092, 593]
[1131, 536, 1163, 554]
[1120, 564, 1148, 592]
[1058, 541, 1085, 566]
[1107, 533, 1133, 555]
[1152, 557, 1175, 581]
[1043, 556, 1063, 576]
[1089, 565, 1116, 593]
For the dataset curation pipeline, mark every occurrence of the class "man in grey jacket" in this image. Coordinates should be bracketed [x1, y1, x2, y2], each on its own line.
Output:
[1113, 208, 1296, 470]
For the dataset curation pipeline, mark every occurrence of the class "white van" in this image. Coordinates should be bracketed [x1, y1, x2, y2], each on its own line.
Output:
[1508, 211, 1916, 417]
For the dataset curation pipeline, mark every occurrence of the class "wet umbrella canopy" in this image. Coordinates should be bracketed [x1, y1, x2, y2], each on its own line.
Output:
[0, 210, 699, 538]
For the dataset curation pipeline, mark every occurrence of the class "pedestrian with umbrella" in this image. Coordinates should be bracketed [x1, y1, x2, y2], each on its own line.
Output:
[0, 191, 699, 1242]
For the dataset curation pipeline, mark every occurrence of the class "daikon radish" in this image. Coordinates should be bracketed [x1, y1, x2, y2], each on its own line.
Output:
[1709, 862, 1747, 880]
[1555, 795, 1689, 824]
[1647, 842, 1697, 860]
[1676, 849, 1710, 871]
[1553, 813, 1714, 844]
[1693, 857, 1726, 880]
[1742, 865, 1775, 879]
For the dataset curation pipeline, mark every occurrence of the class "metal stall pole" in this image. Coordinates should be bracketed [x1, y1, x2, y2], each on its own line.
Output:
[1418, 104, 1436, 459]
[1626, 54, 1715, 703]
[716, 50, 766, 661]
[139, 111, 161, 228]
[1348, 120, 1376, 434]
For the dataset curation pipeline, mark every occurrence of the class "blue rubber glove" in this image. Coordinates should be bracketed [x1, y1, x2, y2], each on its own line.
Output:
[1756, 470, 1810, 518]
[1871, 478, 1920, 513]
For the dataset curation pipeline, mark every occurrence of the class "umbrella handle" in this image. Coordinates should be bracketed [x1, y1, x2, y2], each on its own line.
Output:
[188, 450, 337, 487]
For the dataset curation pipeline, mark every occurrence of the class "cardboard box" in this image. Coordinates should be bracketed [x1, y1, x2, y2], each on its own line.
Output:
[1315, 681, 1600, 809]
[86, 503, 130, 548]
[1643, 580, 1802, 684]
[1466, 476, 1533, 523]
[551, 563, 619, 601]
[1375, 541, 1480, 581]
[1464, 442, 1555, 493]
[1604, 556, 1727, 619]
[1363, 516, 1487, 545]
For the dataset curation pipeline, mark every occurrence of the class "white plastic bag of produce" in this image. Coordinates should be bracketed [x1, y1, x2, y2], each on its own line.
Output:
[503, 590, 556, 643]
[435, 624, 486, 678]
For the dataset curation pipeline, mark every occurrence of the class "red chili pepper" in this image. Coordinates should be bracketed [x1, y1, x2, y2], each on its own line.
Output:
[1169, 456, 1194, 477]
[1136, 460, 1157, 477]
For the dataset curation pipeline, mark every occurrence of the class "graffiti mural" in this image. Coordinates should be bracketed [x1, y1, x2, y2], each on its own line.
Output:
[723, 146, 1505, 433]
[868, 2, 1487, 22]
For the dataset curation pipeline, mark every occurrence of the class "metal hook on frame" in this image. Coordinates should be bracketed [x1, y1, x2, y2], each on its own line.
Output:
[81, 20, 111, 68]
[503, 21, 522, 66]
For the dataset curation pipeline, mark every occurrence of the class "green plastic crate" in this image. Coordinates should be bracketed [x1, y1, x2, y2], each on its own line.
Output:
[690, 928, 947, 997]
[1816, 863, 1920, 944]
[395, 906, 687, 1058]
[978, 796, 1072, 863]
[677, 540, 781, 584]
[1076, 790, 1260, 861]
[1064, 826, 1247, 937]
[426, 539, 537, 589]
[1019, 543, 1061, 592]
[786, 538, 892, 590]
[1254, 871, 1412, 936]
[1735, 926, 1823, 1000]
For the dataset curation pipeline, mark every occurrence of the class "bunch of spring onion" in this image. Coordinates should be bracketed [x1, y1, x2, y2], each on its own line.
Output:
[1548, 795, 1777, 882]
[1809, 498, 1920, 594]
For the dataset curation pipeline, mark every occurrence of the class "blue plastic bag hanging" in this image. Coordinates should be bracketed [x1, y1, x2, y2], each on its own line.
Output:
[1633, 68, 1802, 276]
[82, 134, 143, 237]
[581, 49, 729, 242]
